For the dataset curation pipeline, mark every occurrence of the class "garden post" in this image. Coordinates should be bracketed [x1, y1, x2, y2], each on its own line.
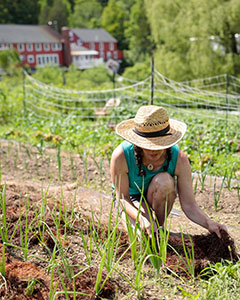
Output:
[225, 72, 229, 126]
[22, 69, 26, 119]
[150, 53, 154, 105]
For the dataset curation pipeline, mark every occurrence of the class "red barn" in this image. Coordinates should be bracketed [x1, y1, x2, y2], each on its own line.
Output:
[0, 24, 64, 68]
[69, 28, 124, 62]
[0, 24, 123, 70]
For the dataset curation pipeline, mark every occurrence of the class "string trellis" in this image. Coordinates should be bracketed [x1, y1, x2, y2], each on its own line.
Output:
[24, 71, 151, 120]
[24, 70, 239, 133]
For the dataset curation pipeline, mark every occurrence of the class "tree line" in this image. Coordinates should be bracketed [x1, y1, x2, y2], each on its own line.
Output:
[1, 0, 240, 80]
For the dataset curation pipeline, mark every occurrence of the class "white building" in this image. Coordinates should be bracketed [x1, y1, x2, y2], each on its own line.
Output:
[70, 44, 103, 70]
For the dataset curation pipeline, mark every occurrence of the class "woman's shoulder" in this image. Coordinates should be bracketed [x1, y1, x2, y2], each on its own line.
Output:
[112, 143, 124, 159]
[175, 149, 191, 176]
[171, 144, 179, 153]
[121, 140, 134, 151]
[111, 143, 128, 172]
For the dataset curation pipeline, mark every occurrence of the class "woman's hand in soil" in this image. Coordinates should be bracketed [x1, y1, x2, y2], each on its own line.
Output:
[208, 221, 228, 239]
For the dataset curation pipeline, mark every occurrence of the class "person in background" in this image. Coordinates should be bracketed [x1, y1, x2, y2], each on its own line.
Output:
[110, 105, 227, 238]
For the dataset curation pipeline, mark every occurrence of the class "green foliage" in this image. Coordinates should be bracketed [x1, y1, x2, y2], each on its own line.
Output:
[80, 65, 110, 85]
[33, 65, 64, 85]
[69, 0, 103, 28]
[0, 67, 239, 179]
[3, 0, 240, 80]
[145, 0, 240, 80]
[39, 0, 70, 30]
[122, 61, 151, 81]
[198, 261, 240, 299]
[32, 64, 112, 89]
[124, 0, 153, 64]
[0, 0, 40, 24]
[180, 118, 240, 178]
[0, 49, 21, 75]
[101, 0, 128, 50]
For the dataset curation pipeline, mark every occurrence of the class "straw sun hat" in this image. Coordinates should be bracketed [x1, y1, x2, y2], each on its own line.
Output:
[116, 105, 187, 150]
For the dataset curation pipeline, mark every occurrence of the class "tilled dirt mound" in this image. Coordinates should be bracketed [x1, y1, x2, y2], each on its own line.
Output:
[166, 230, 239, 277]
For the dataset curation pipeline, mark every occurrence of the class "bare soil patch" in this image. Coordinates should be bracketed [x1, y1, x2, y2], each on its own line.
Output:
[0, 139, 239, 299]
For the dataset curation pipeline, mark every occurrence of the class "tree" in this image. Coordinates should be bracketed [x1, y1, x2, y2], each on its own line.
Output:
[187, 0, 240, 75]
[125, 0, 153, 64]
[69, 0, 103, 28]
[98, 0, 109, 7]
[38, 3, 51, 25]
[123, 61, 151, 81]
[39, 0, 70, 31]
[0, 0, 40, 24]
[101, 0, 128, 50]
[145, 0, 240, 80]
[0, 49, 21, 75]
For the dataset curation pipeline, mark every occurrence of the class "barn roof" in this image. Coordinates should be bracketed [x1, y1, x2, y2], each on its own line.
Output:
[0, 24, 61, 43]
[72, 28, 117, 43]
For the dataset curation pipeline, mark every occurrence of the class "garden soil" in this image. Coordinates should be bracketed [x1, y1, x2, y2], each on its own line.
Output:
[0, 139, 239, 299]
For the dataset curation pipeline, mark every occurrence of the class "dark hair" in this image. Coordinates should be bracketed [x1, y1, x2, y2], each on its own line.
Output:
[134, 146, 172, 177]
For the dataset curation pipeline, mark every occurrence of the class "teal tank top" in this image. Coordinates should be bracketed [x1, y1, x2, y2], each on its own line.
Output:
[122, 141, 179, 196]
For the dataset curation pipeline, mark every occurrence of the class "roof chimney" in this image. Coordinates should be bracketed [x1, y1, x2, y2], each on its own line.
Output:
[61, 27, 72, 67]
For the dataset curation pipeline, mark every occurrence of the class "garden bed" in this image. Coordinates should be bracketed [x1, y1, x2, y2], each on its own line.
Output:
[0, 140, 239, 299]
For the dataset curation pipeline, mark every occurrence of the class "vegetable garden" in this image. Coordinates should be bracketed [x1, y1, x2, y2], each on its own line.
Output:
[0, 66, 239, 299]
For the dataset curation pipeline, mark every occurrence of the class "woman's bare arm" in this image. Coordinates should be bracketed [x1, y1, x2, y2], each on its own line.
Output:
[175, 150, 227, 238]
[110, 145, 141, 221]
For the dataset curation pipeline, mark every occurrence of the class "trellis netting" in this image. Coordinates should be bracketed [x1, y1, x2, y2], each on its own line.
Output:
[24, 71, 151, 121]
[23, 70, 239, 133]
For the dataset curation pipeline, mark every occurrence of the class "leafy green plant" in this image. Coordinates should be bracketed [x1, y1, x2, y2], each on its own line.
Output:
[199, 261, 240, 300]
[26, 277, 41, 296]
[0, 183, 8, 244]
[237, 184, 240, 203]
[77, 217, 94, 265]
[213, 173, 226, 211]
[198, 157, 212, 190]
[19, 194, 30, 261]
[0, 183, 8, 277]
[33, 183, 50, 243]
[56, 143, 62, 181]
[168, 229, 196, 279]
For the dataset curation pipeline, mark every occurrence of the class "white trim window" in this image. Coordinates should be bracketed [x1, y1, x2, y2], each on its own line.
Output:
[52, 43, 62, 51]
[114, 51, 118, 60]
[18, 43, 24, 52]
[27, 43, 33, 51]
[35, 43, 42, 51]
[90, 42, 94, 50]
[109, 42, 114, 51]
[52, 43, 57, 50]
[36, 54, 59, 66]
[44, 43, 50, 51]
[7, 44, 13, 49]
[100, 51, 105, 60]
[0, 43, 3, 50]
[100, 51, 104, 59]
[107, 51, 111, 59]
[99, 42, 104, 50]
[27, 55, 34, 63]
[69, 31, 74, 41]
[20, 55, 26, 61]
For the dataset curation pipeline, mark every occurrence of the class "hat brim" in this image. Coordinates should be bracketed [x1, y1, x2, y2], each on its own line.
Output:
[116, 118, 187, 150]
